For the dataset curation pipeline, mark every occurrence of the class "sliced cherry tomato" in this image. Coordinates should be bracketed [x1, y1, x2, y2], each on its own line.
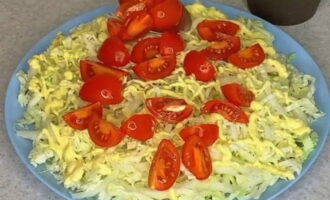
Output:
[146, 97, 194, 123]
[228, 43, 265, 68]
[80, 60, 128, 82]
[149, 139, 180, 190]
[197, 20, 240, 41]
[119, 12, 154, 41]
[149, 0, 183, 32]
[131, 37, 160, 63]
[201, 36, 241, 60]
[79, 75, 124, 105]
[63, 102, 103, 130]
[120, 114, 157, 141]
[88, 117, 125, 147]
[221, 83, 255, 107]
[107, 18, 123, 37]
[159, 31, 185, 56]
[179, 124, 219, 146]
[116, 0, 147, 20]
[201, 99, 249, 123]
[182, 135, 212, 180]
[119, 0, 156, 8]
[183, 50, 216, 82]
[133, 56, 176, 80]
[97, 37, 130, 67]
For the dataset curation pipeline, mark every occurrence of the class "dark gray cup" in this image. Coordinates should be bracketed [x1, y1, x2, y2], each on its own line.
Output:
[247, 0, 321, 25]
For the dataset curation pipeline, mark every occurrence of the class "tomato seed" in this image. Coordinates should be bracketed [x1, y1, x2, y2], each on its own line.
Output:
[75, 118, 84, 125]
[127, 121, 137, 130]
[100, 89, 113, 99]
[157, 11, 165, 19]
[115, 51, 126, 63]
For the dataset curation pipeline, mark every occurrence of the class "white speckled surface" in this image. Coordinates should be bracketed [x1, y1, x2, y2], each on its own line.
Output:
[0, 0, 329, 199]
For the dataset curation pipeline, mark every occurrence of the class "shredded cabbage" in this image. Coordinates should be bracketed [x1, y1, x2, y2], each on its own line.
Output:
[16, 3, 323, 200]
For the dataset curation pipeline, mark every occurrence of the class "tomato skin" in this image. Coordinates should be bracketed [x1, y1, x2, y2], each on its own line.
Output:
[133, 56, 176, 80]
[160, 31, 185, 56]
[120, 114, 157, 141]
[97, 37, 130, 67]
[119, 12, 154, 41]
[184, 50, 216, 82]
[119, 0, 129, 4]
[119, 0, 140, 5]
[221, 83, 255, 107]
[228, 43, 265, 68]
[88, 118, 125, 147]
[149, 139, 180, 191]
[201, 36, 241, 60]
[201, 99, 249, 123]
[79, 75, 124, 105]
[131, 37, 160, 63]
[179, 124, 219, 146]
[107, 18, 123, 37]
[182, 135, 212, 180]
[63, 102, 103, 130]
[149, 0, 183, 32]
[146, 97, 194, 123]
[197, 20, 240, 41]
[80, 60, 128, 82]
[175, 7, 192, 32]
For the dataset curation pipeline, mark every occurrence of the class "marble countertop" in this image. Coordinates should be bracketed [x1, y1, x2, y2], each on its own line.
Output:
[0, 0, 329, 199]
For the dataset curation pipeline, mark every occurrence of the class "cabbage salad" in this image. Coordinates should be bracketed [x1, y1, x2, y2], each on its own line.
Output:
[17, 3, 323, 200]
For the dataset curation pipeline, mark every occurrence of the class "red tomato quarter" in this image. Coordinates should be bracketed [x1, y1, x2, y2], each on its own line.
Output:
[97, 37, 130, 67]
[201, 36, 241, 60]
[197, 20, 240, 41]
[182, 135, 212, 180]
[146, 97, 194, 123]
[79, 75, 124, 105]
[107, 18, 123, 37]
[149, 0, 183, 31]
[201, 99, 249, 123]
[120, 114, 157, 141]
[88, 118, 125, 147]
[228, 43, 265, 68]
[133, 56, 176, 80]
[80, 60, 128, 82]
[221, 83, 255, 107]
[119, 11, 154, 41]
[179, 124, 219, 146]
[119, 0, 156, 8]
[131, 37, 160, 63]
[184, 50, 216, 82]
[160, 31, 185, 56]
[149, 139, 180, 190]
[116, 0, 147, 20]
[63, 102, 103, 130]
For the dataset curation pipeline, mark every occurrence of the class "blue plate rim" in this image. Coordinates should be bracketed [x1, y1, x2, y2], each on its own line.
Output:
[4, 1, 330, 200]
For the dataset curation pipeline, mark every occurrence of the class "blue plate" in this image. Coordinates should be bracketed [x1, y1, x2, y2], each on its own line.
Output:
[4, 0, 330, 199]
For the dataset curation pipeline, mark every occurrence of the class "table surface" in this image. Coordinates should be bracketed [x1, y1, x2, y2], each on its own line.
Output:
[0, 0, 329, 199]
